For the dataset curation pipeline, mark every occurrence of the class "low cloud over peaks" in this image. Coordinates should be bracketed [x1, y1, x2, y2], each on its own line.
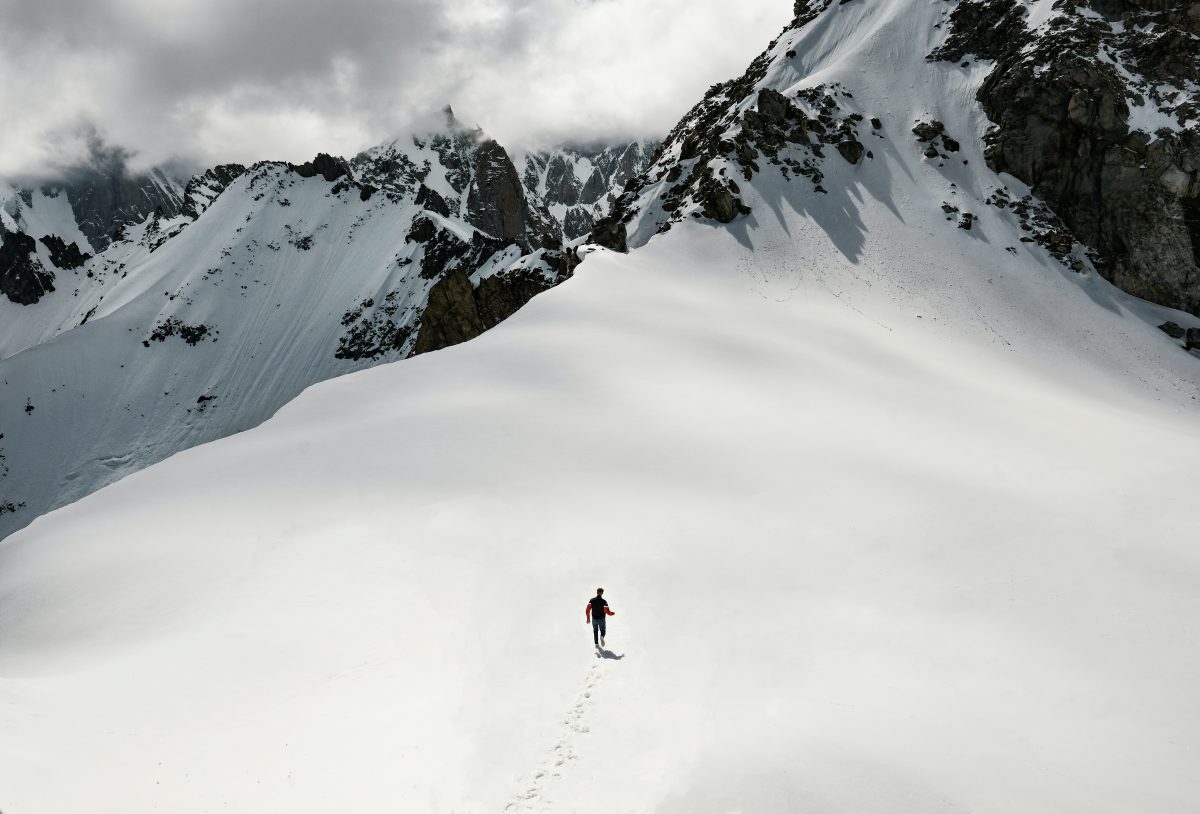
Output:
[0, 0, 787, 176]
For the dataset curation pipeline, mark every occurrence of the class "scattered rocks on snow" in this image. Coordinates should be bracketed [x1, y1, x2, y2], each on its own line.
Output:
[1159, 321, 1186, 339]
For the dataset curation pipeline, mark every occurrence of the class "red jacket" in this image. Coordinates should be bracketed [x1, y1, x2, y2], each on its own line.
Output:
[586, 603, 616, 622]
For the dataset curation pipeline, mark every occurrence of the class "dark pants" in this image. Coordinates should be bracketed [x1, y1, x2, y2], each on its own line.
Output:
[592, 615, 606, 644]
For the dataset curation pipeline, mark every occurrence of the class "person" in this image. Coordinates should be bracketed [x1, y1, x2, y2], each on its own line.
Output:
[585, 588, 615, 647]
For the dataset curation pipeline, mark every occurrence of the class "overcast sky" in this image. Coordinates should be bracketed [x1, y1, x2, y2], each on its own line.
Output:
[0, 0, 788, 178]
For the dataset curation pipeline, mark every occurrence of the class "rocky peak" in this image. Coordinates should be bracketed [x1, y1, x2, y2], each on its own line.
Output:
[179, 164, 248, 221]
[468, 140, 559, 250]
[934, 0, 1200, 314]
[290, 153, 354, 183]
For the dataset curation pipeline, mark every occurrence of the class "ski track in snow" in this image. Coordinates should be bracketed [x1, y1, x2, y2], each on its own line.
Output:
[505, 660, 608, 813]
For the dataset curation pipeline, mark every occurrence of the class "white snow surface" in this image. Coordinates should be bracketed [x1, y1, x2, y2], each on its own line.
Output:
[3, 1, 1200, 811]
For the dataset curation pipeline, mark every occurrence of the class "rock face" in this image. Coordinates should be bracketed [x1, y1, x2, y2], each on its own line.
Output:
[588, 1, 871, 251]
[179, 165, 247, 220]
[935, 0, 1200, 314]
[0, 229, 55, 304]
[468, 139, 550, 247]
[291, 153, 354, 183]
[38, 235, 91, 270]
[521, 141, 659, 240]
[413, 262, 567, 355]
[1, 150, 187, 253]
[412, 269, 487, 354]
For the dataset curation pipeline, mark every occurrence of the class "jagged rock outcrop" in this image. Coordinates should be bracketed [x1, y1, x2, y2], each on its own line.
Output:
[587, 3, 870, 251]
[543, 155, 582, 207]
[291, 153, 354, 183]
[522, 141, 659, 240]
[38, 234, 91, 269]
[180, 164, 247, 220]
[467, 140, 560, 251]
[468, 140, 531, 243]
[413, 258, 571, 356]
[0, 229, 55, 304]
[935, 0, 1200, 314]
[412, 270, 486, 354]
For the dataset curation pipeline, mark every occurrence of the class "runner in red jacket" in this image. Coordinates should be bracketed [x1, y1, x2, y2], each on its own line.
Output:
[586, 588, 615, 647]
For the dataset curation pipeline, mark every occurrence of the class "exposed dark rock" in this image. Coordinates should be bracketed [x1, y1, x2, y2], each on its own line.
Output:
[1188, 327, 1200, 350]
[291, 153, 354, 183]
[467, 140, 538, 245]
[590, 216, 628, 252]
[406, 216, 438, 244]
[758, 88, 793, 123]
[543, 155, 582, 207]
[415, 184, 451, 217]
[836, 140, 864, 164]
[941, 136, 960, 153]
[958, 213, 976, 230]
[413, 260, 569, 356]
[335, 291, 414, 360]
[697, 169, 750, 223]
[871, 117, 882, 129]
[475, 268, 558, 328]
[928, 0, 1029, 63]
[147, 317, 214, 346]
[563, 207, 596, 240]
[412, 270, 486, 355]
[180, 164, 247, 220]
[419, 228, 470, 280]
[578, 168, 607, 205]
[912, 120, 945, 142]
[0, 229, 55, 305]
[1159, 321, 1187, 338]
[937, 0, 1200, 314]
[18, 137, 187, 252]
[38, 235, 91, 269]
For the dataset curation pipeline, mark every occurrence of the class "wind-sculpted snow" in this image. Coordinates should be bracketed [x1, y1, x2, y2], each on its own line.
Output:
[1, 215, 1198, 811]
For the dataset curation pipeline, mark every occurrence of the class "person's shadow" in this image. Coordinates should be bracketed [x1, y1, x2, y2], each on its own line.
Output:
[595, 647, 624, 660]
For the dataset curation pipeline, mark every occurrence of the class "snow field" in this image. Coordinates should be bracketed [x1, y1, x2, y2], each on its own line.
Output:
[1, 219, 1199, 812]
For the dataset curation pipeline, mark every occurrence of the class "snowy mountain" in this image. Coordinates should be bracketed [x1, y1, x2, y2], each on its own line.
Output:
[592, 0, 1200, 321]
[0, 147, 187, 304]
[2, 2, 1200, 813]
[0, 113, 593, 537]
[519, 140, 659, 240]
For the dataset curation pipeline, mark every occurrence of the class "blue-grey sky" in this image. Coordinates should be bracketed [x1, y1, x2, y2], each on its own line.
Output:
[0, 0, 788, 177]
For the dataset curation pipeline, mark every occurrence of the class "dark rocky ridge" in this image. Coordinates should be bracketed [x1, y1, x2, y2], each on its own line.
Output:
[467, 140, 558, 250]
[588, 0, 869, 252]
[180, 165, 247, 220]
[413, 261, 574, 356]
[0, 229, 55, 305]
[934, 0, 1200, 314]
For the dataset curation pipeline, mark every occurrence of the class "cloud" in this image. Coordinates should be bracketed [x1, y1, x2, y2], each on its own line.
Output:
[0, 0, 789, 177]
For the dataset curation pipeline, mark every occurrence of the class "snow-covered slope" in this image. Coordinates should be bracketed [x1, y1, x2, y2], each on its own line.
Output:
[0, 124, 575, 537]
[0, 162, 186, 255]
[2, 223, 1199, 813]
[2, 1, 1200, 812]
